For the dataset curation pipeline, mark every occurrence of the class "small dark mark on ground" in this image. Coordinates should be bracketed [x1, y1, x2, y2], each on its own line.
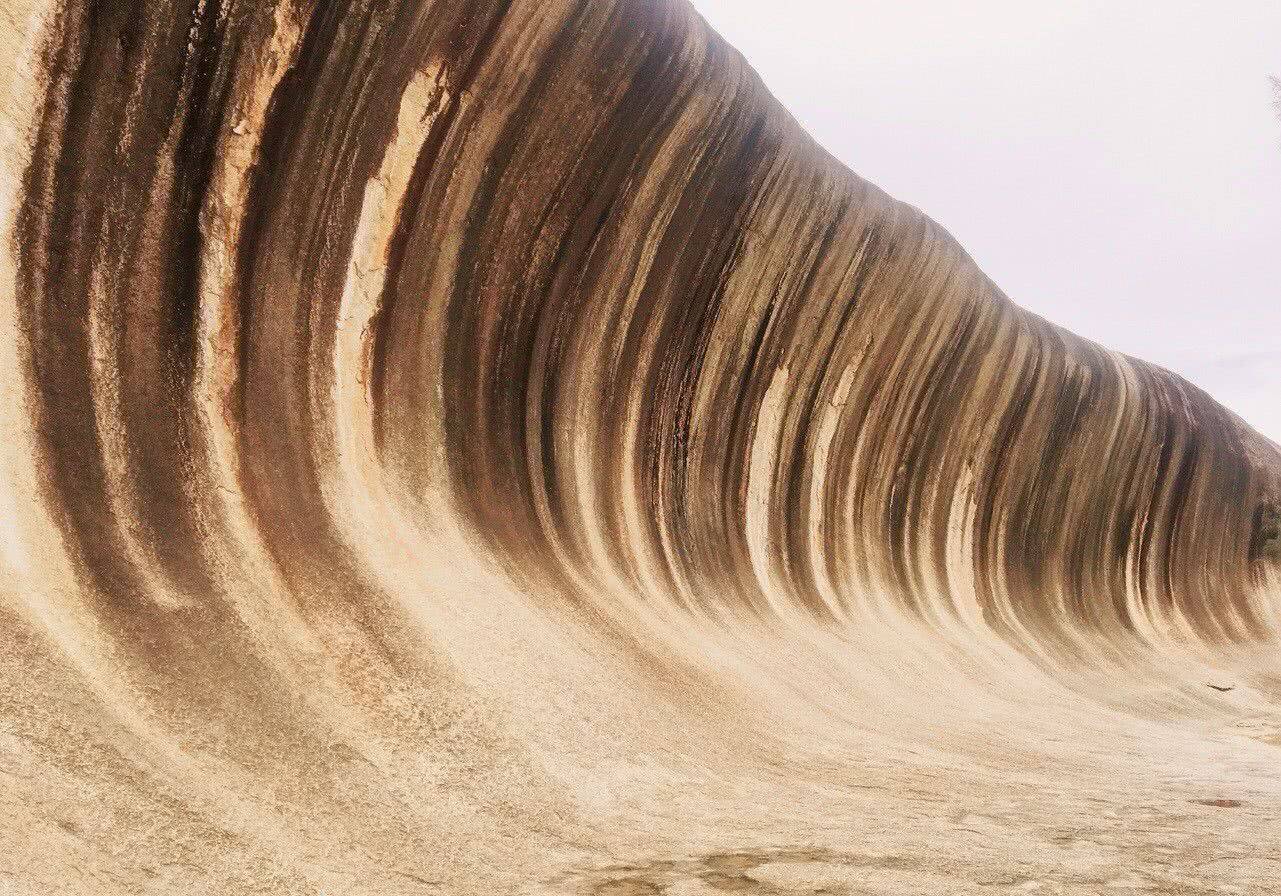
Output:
[592, 878, 663, 896]
[1192, 798, 1243, 808]
[705, 853, 766, 873]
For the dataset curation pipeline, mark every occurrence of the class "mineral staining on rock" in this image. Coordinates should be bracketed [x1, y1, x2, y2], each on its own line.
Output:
[0, 1, 1278, 893]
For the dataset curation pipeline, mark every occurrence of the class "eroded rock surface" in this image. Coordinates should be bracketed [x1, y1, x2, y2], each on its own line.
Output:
[0, 1, 1278, 893]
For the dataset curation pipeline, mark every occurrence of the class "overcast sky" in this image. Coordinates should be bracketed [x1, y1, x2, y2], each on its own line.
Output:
[691, 0, 1281, 443]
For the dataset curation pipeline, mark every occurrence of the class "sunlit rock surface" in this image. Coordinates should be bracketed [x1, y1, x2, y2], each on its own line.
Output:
[1, 1, 1278, 893]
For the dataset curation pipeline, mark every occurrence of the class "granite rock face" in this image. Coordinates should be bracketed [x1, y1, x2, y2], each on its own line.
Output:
[1, 2, 1278, 893]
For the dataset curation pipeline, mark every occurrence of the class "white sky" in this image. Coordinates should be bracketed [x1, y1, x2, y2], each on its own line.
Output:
[691, 0, 1281, 443]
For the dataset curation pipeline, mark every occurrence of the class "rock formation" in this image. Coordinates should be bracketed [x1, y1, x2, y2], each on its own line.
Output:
[1, 1, 1278, 893]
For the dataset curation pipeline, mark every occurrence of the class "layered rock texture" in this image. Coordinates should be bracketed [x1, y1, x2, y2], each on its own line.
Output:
[1, 1, 1279, 893]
